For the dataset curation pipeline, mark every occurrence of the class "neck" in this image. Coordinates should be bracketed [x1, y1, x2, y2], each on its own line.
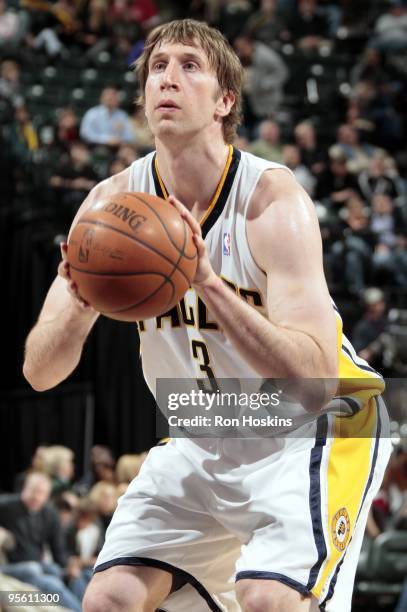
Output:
[155, 137, 230, 211]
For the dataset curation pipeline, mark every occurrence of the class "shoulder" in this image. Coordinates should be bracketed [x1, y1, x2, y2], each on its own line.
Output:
[248, 164, 311, 219]
[247, 167, 322, 270]
[0, 493, 20, 509]
[88, 166, 132, 203]
[82, 105, 101, 118]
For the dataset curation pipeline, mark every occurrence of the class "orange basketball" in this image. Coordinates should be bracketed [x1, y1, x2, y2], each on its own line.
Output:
[67, 192, 198, 321]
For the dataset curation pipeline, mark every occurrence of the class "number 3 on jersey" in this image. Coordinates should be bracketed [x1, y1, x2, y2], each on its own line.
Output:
[191, 340, 219, 393]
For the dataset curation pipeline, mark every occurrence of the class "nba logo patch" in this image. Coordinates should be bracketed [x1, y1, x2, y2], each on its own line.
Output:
[223, 232, 231, 256]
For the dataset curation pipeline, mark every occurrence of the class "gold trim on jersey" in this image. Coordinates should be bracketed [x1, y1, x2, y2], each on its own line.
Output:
[154, 144, 234, 226]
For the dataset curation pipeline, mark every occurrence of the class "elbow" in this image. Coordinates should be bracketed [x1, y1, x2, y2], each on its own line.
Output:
[23, 362, 51, 392]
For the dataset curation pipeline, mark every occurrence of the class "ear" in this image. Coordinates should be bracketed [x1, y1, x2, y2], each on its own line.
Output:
[215, 90, 236, 119]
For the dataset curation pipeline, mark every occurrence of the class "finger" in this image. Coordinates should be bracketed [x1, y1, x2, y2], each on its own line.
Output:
[60, 242, 68, 261]
[57, 260, 71, 280]
[168, 196, 202, 236]
[193, 233, 206, 258]
[67, 281, 90, 309]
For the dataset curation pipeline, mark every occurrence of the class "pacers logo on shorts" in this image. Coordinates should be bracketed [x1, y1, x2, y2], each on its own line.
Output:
[332, 507, 351, 551]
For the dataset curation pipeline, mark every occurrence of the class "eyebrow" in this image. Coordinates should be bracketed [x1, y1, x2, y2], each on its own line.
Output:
[149, 50, 205, 65]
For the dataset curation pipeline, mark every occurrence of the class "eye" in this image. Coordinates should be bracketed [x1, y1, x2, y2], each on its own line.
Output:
[184, 61, 198, 71]
[152, 61, 166, 72]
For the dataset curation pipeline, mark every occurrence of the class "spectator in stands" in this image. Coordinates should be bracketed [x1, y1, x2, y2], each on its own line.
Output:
[110, 0, 160, 31]
[392, 233, 407, 287]
[0, 472, 81, 611]
[369, 0, 407, 54]
[49, 141, 98, 212]
[41, 446, 75, 498]
[59, 497, 104, 601]
[217, 0, 252, 42]
[317, 0, 342, 37]
[352, 287, 388, 366]
[333, 124, 379, 174]
[248, 119, 283, 162]
[294, 120, 326, 176]
[74, 0, 110, 57]
[233, 33, 288, 129]
[282, 143, 315, 195]
[116, 452, 147, 492]
[3, 104, 38, 163]
[350, 47, 388, 89]
[395, 578, 407, 612]
[370, 194, 406, 285]
[75, 445, 116, 496]
[0, 0, 23, 50]
[245, 0, 289, 49]
[0, 59, 22, 107]
[13, 445, 48, 492]
[370, 193, 399, 250]
[286, 0, 330, 52]
[358, 153, 404, 202]
[117, 143, 139, 166]
[80, 85, 135, 146]
[54, 107, 80, 151]
[88, 481, 119, 536]
[315, 146, 360, 207]
[347, 77, 404, 151]
[330, 195, 375, 294]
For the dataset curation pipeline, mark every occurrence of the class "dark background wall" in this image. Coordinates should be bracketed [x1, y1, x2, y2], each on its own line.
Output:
[0, 212, 157, 491]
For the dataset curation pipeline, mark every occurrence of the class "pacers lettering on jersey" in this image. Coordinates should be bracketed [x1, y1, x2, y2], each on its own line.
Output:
[137, 279, 264, 332]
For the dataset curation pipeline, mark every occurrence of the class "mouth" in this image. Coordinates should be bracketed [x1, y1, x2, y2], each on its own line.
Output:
[156, 100, 180, 111]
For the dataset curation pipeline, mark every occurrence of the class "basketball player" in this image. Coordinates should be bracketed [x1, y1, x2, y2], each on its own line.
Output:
[23, 19, 391, 612]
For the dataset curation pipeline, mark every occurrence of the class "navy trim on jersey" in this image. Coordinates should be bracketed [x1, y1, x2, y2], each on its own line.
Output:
[306, 415, 329, 590]
[341, 345, 379, 375]
[336, 396, 361, 416]
[201, 147, 241, 239]
[236, 570, 309, 595]
[94, 556, 222, 611]
[151, 148, 241, 240]
[320, 399, 382, 608]
[152, 154, 165, 199]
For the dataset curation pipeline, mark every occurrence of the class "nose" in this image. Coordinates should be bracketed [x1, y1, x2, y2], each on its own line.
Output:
[160, 61, 180, 90]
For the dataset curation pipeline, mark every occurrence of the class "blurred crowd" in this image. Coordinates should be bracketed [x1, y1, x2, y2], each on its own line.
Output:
[0, 1, 407, 608]
[0, 0, 406, 303]
[0, 440, 407, 611]
[0, 443, 148, 610]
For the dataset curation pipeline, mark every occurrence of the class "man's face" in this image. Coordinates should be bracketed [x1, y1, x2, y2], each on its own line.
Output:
[21, 475, 51, 512]
[101, 88, 119, 110]
[145, 41, 224, 141]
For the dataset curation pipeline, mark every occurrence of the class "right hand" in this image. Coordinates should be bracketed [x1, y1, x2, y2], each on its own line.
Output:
[58, 242, 92, 310]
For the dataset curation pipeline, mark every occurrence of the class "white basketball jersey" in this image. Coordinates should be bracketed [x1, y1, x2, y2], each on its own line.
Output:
[128, 146, 384, 405]
[128, 147, 283, 395]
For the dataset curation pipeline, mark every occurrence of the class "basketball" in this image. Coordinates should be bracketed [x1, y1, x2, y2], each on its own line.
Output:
[67, 192, 198, 321]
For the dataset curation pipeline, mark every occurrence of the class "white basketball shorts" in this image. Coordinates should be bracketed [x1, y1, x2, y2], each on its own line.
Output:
[94, 397, 391, 611]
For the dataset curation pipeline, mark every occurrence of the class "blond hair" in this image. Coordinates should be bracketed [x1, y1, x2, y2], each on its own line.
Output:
[116, 453, 147, 484]
[42, 446, 74, 477]
[134, 19, 243, 143]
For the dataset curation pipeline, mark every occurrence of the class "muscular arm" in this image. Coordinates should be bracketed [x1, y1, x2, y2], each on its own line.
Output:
[173, 170, 338, 409]
[23, 277, 99, 391]
[23, 169, 130, 391]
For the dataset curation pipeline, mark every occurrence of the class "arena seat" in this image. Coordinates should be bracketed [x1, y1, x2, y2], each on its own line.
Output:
[355, 531, 407, 599]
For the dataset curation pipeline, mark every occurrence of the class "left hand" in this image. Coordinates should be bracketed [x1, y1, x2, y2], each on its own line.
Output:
[168, 195, 218, 289]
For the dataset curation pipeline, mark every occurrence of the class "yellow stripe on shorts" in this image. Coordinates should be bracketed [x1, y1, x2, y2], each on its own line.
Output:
[312, 400, 378, 600]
